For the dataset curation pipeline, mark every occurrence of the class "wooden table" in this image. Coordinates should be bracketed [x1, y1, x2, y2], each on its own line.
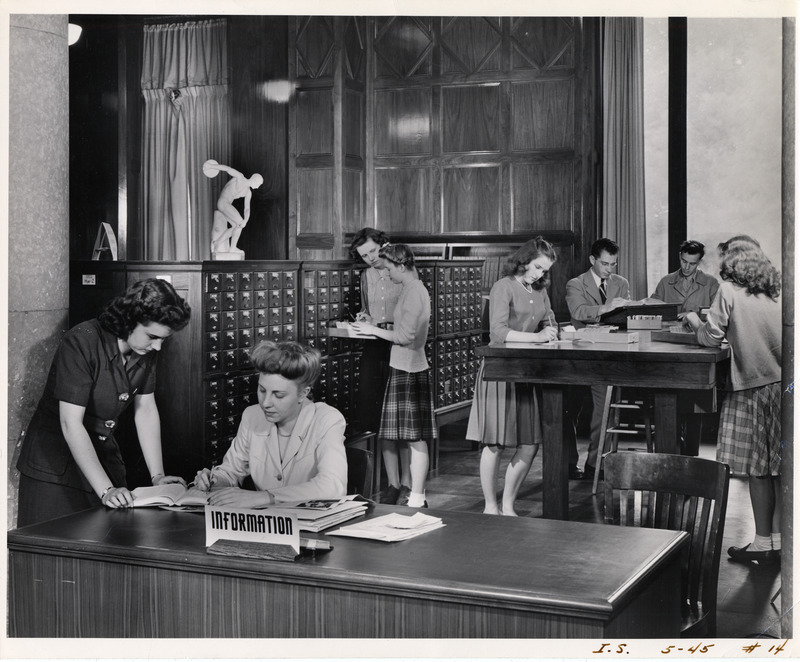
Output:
[477, 340, 730, 519]
[8, 505, 687, 638]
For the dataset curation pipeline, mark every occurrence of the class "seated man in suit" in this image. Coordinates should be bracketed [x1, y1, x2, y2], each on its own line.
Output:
[565, 238, 632, 479]
[651, 240, 719, 455]
[651, 240, 719, 318]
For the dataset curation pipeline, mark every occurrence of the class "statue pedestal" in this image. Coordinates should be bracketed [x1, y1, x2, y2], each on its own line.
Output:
[211, 252, 245, 261]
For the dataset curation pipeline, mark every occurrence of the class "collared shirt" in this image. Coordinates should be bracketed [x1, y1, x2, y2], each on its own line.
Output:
[361, 266, 402, 323]
[679, 272, 696, 295]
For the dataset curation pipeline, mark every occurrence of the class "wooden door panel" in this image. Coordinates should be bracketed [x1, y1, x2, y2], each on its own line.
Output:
[442, 166, 502, 233]
[441, 84, 502, 154]
[512, 162, 574, 232]
[374, 88, 433, 156]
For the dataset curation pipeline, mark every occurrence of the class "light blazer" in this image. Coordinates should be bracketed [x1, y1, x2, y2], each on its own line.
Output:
[213, 398, 347, 501]
[565, 269, 631, 328]
[652, 269, 719, 314]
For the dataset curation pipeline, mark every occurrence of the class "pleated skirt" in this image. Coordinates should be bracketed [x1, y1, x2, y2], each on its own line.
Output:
[466, 359, 542, 447]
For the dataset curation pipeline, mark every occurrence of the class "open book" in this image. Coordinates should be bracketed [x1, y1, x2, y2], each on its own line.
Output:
[130, 484, 209, 508]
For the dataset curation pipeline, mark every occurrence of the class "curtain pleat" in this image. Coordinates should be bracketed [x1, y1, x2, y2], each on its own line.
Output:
[602, 18, 647, 298]
[140, 20, 229, 261]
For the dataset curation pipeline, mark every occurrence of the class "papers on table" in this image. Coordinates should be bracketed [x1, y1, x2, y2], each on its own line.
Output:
[268, 495, 369, 533]
[327, 512, 445, 542]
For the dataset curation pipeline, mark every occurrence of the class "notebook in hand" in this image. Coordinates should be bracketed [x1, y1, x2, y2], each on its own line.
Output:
[130, 484, 209, 507]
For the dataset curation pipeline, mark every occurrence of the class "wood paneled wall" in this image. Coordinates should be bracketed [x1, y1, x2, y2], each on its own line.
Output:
[289, 16, 600, 319]
[289, 17, 367, 260]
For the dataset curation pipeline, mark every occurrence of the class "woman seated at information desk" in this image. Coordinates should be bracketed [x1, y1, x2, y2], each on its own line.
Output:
[194, 340, 347, 506]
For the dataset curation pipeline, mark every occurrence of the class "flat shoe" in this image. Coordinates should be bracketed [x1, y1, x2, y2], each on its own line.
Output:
[727, 544, 780, 565]
[568, 465, 584, 480]
[379, 485, 400, 504]
[396, 485, 412, 506]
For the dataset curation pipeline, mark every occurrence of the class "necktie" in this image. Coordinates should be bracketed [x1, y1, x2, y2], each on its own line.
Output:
[599, 279, 607, 304]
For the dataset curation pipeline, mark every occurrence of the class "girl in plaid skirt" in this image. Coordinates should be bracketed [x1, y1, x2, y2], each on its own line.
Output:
[352, 244, 436, 508]
[685, 235, 782, 565]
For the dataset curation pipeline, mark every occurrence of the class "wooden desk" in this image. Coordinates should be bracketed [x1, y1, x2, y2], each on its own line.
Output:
[8, 505, 686, 638]
[477, 340, 730, 520]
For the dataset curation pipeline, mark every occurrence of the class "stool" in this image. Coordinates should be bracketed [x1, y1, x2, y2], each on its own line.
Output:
[592, 386, 655, 495]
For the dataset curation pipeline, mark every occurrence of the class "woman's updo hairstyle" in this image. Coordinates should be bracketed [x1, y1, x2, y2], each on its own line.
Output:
[99, 278, 192, 338]
[249, 340, 322, 391]
[502, 236, 557, 290]
[378, 243, 416, 270]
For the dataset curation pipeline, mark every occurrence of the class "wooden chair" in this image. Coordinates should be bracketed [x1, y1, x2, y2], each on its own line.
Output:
[603, 451, 730, 637]
[345, 445, 374, 497]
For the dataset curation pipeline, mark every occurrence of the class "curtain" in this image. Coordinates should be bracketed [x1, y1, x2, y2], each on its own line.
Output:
[602, 18, 647, 298]
[141, 19, 230, 260]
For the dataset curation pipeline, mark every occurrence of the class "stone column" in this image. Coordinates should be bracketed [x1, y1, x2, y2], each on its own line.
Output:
[7, 15, 70, 528]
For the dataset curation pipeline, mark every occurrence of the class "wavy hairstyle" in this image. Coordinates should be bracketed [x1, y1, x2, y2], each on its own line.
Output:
[348, 227, 391, 262]
[718, 240, 780, 300]
[249, 340, 321, 391]
[502, 236, 557, 290]
[379, 243, 417, 270]
[99, 278, 191, 338]
[679, 239, 706, 259]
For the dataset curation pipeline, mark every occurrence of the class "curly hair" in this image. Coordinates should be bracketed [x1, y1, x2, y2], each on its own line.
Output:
[379, 243, 416, 270]
[348, 227, 391, 262]
[718, 243, 781, 300]
[99, 278, 191, 338]
[502, 236, 557, 290]
[249, 340, 321, 391]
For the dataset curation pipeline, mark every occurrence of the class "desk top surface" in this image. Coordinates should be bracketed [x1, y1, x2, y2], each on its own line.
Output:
[9, 504, 686, 619]
[478, 339, 730, 362]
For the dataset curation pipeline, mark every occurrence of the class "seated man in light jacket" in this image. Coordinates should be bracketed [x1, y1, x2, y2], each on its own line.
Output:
[651, 239, 719, 318]
[194, 341, 347, 506]
[564, 238, 632, 479]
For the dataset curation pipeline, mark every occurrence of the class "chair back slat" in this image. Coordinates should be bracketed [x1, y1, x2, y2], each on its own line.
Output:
[603, 452, 730, 637]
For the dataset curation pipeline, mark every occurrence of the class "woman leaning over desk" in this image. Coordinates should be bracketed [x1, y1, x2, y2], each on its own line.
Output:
[684, 235, 782, 565]
[194, 340, 347, 506]
[16, 279, 192, 527]
[466, 237, 558, 516]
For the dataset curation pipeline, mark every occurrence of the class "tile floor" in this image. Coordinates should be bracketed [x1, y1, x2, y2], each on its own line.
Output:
[420, 419, 785, 639]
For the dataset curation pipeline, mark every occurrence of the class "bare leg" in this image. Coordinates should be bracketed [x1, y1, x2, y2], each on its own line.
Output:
[408, 440, 429, 495]
[480, 445, 502, 514]
[749, 475, 776, 538]
[229, 222, 247, 254]
[382, 440, 400, 488]
[771, 475, 782, 532]
[502, 444, 538, 516]
[399, 442, 412, 488]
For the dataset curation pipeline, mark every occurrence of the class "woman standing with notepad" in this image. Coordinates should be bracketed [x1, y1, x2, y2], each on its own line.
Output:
[466, 237, 558, 516]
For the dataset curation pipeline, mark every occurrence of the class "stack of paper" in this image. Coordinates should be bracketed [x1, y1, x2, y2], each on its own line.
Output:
[268, 496, 369, 533]
[327, 512, 445, 542]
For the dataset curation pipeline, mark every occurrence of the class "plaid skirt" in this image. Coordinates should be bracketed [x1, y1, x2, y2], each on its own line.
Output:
[717, 382, 781, 476]
[378, 368, 438, 442]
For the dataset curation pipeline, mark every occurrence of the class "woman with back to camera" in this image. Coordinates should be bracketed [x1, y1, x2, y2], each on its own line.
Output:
[348, 228, 407, 503]
[352, 243, 436, 508]
[466, 237, 558, 516]
[193, 340, 347, 505]
[16, 278, 192, 527]
[684, 235, 783, 565]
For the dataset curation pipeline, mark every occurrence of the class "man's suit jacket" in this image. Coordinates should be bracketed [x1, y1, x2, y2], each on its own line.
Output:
[565, 269, 631, 328]
[652, 269, 719, 314]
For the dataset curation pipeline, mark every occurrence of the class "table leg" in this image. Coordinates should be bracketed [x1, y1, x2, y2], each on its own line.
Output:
[653, 391, 680, 454]
[542, 386, 569, 520]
